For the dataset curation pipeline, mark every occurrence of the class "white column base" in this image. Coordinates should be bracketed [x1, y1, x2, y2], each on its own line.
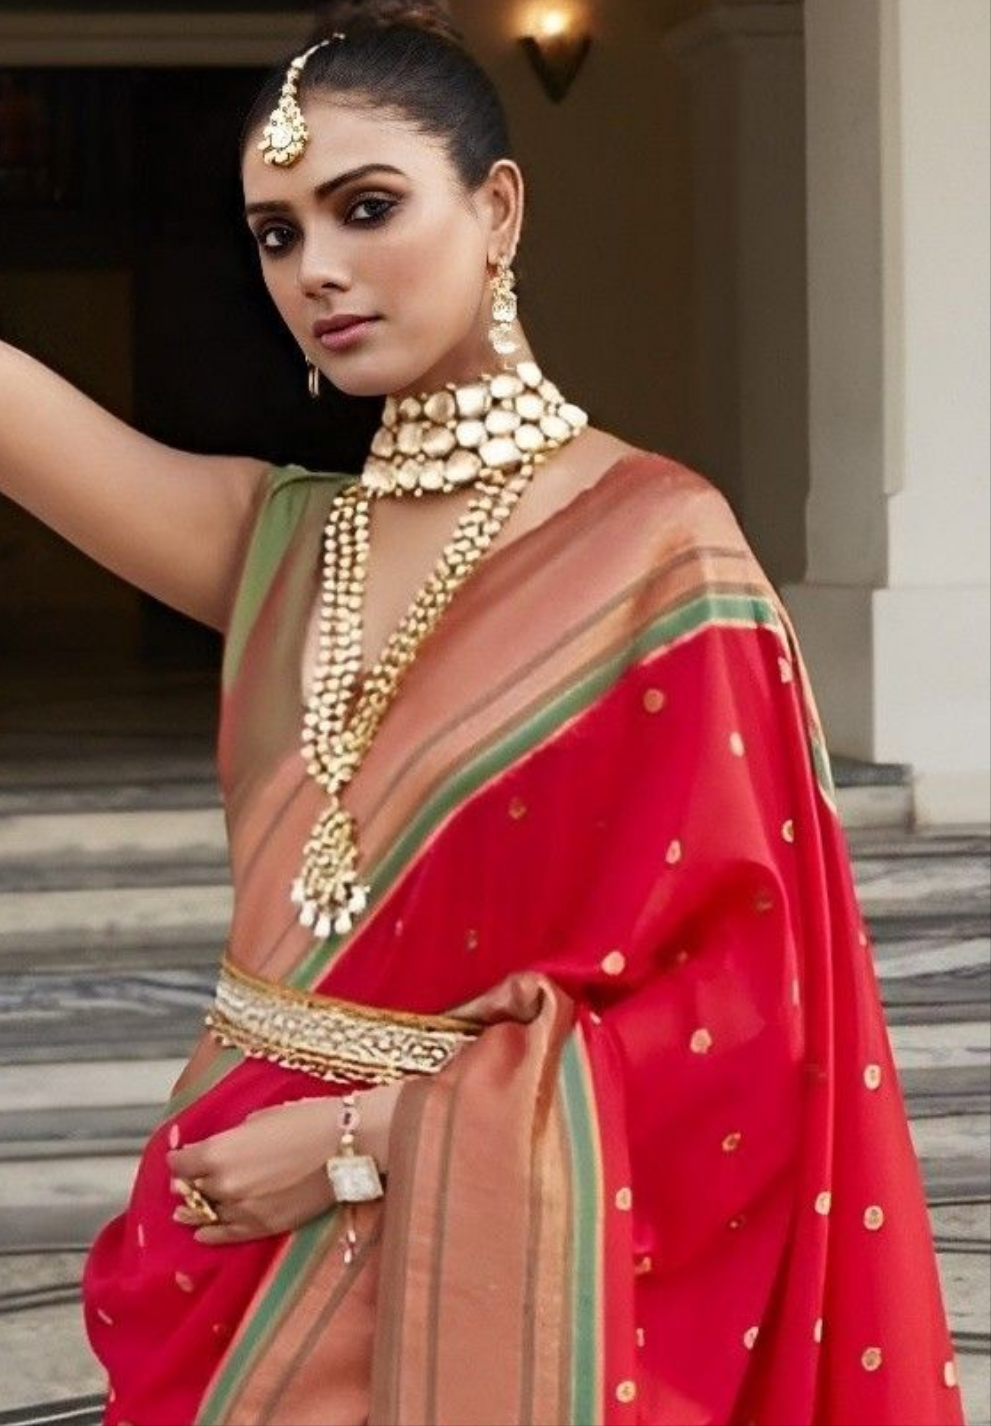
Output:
[782, 582, 991, 827]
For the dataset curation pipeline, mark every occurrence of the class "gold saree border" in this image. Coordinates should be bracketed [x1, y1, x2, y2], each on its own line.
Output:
[366, 974, 599, 1426]
[194, 1207, 342, 1424]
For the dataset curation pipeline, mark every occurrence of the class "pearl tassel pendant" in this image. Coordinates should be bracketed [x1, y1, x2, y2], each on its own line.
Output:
[290, 803, 370, 938]
[291, 361, 589, 942]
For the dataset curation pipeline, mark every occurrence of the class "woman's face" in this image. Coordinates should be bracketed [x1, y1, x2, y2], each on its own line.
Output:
[242, 99, 515, 398]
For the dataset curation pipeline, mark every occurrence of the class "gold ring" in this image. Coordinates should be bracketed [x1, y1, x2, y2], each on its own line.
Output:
[174, 1176, 221, 1225]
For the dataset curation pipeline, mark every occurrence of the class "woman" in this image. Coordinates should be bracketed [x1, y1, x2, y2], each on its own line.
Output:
[0, 4, 964, 1423]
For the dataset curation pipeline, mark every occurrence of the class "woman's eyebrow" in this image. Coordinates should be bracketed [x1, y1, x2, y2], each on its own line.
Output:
[244, 163, 408, 217]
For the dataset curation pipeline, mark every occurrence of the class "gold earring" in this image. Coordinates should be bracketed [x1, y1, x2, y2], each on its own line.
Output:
[489, 255, 520, 360]
[307, 361, 321, 399]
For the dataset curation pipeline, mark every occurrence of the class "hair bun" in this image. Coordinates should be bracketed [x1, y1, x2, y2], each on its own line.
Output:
[311, 0, 464, 47]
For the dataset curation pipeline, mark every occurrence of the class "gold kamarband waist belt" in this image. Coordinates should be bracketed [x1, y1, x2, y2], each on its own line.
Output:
[205, 959, 484, 1086]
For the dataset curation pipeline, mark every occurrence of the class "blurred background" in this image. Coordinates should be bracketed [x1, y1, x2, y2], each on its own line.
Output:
[0, 1, 988, 1421]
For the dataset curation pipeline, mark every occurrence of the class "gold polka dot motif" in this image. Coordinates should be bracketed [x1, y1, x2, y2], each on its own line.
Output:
[863, 1063, 882, 1090]
[615, 1380, 637, 1404]
[508, 796, 528, 820]
[813, 1318, 824, 1343]
[634, 1254, 653, 1275]
[814, 1191, 832, 1216]
[690, 1027, 713, 1054]
[464, 927, 480, 952]
[729, 731, 746, 757]
[743, 1325, 760, 1350]
[615, 1186, 633, 1211]
[943, 1359, 958, 1388]
[665, 839, 683, 865]
[863, 1205, 885, 1231]
[635, 1326, 646, 1347]
[861, 1346, 883, 1372]
[175, 1271, 196, 1293]
[781, 818, 796, 843]
[722, 1131, 743, 1153]
[642, 687, 666, 714]
[601, 950, 627, 977]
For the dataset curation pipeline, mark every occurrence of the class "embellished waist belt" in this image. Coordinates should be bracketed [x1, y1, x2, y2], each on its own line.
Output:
[205, 959, 484, 1086]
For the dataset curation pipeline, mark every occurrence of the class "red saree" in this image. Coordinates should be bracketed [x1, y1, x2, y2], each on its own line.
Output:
[82, 450, 964, 1425]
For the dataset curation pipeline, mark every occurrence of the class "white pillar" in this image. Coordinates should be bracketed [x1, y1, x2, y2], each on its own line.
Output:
[783, 0, 991, 825]
[663, 1, 809, 587]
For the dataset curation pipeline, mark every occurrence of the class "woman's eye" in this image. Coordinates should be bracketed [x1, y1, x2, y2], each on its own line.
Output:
[346, 195, 397, 226]
[255, 225, 295, 255]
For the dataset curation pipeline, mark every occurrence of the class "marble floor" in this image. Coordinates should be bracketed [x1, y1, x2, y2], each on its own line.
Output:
[0, 671, 988, 1423]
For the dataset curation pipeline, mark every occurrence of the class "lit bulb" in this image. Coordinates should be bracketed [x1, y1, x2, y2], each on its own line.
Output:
[538, 8, 571, 38]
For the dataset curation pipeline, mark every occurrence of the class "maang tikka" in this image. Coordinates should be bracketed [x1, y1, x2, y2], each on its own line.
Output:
[258, 32, 346, 168]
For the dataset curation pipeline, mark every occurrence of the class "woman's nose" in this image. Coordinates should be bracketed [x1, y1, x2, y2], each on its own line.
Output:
[297, 237, 351, 298]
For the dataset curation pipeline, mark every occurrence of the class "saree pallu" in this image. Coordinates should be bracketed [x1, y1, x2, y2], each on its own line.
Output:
[82, 451, 964, 1425]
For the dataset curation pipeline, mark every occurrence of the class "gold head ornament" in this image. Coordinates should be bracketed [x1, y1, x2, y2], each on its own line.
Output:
[259, 33, 347, 167]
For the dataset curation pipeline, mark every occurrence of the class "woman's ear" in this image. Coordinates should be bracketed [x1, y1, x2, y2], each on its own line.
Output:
[483, 159, 525, 265]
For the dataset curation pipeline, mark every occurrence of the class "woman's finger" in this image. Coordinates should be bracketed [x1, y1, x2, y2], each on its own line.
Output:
[192, 1221, 259, 1246]
[167, 1142, 213, 1180]
[193, 1198, 279, 1245]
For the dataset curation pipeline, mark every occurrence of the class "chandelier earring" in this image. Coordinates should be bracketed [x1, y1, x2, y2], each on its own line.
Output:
[489, 254, 521, 362]
[307, 361, 322, 400]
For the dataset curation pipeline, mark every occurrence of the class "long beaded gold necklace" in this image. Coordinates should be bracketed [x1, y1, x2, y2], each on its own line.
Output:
[290, 359, 589, 940]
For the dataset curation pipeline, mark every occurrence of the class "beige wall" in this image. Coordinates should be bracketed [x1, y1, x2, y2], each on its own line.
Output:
[450, 0, 698, 464]
[783, 0, 991, 824]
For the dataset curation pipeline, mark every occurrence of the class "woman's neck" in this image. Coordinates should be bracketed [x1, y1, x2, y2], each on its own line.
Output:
[391, 326, 537, 400]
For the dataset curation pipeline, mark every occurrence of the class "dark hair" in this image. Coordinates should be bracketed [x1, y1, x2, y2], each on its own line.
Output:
[240, 0, 514, 193]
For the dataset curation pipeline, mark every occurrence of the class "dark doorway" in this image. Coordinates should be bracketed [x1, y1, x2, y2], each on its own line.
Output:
[0, 65, 381, 668]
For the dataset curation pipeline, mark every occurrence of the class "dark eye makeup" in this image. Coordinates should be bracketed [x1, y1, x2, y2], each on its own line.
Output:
[251, 193, 400, 256]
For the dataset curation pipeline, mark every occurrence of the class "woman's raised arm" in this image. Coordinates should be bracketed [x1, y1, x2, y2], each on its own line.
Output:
[0, 339, 271, 633]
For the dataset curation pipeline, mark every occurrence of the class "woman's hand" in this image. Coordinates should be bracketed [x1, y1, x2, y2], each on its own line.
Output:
[165, 1082, 405, 1246]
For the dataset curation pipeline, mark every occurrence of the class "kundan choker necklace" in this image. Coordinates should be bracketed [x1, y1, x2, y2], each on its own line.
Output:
[290, 359, 589, 941]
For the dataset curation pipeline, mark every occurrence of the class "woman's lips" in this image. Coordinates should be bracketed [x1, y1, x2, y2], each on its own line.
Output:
[317, 318, 380, 352]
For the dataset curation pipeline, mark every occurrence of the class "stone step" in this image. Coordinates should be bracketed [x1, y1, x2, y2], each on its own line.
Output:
[0, 807, 227, 868]
[0, 884, 232, 967]
[0, 970, 214, 1064]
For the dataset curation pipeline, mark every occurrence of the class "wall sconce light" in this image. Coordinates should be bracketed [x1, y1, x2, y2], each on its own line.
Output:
[519, 7, 592, 104]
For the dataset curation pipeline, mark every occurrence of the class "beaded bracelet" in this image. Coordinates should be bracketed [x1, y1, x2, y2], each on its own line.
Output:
[325, 1091, 385, 1264]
